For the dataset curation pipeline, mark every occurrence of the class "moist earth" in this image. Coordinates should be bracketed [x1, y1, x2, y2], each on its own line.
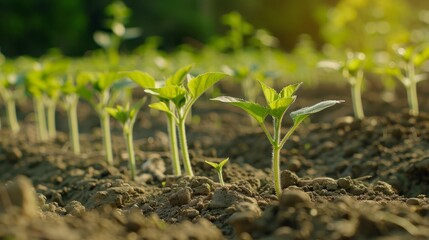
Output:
[1, 82, 429, 239]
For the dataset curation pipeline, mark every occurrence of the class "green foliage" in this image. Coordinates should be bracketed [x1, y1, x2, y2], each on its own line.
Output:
[146, 65, 228, 176]
[212, 81, 342, 197]
[205, 158, 229, 186]
[106, 98, 146, 130]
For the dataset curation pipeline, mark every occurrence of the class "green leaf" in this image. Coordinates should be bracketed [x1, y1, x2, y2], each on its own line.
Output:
[204, 160, 219, 169]
[188, 72, 227, 99]
[76, 85, 94, 102]
[258, 80, 278, 104]
[290, 100, 343, 125]
[211, 96, 269, 124]
[149, 102, 174, 117]
[119, 71, 155, 88]
[218, 158, 229, 168]
[76, 72, 95, 87]
[146, 86, 187, 107]
[279, 82, 302, 98]
[166, 64, 193, 86]
[268, 96, 296, 119]
[106, 106, 128, 125]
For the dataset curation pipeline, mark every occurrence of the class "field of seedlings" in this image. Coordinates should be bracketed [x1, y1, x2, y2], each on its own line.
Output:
[2, 1, 429, 239]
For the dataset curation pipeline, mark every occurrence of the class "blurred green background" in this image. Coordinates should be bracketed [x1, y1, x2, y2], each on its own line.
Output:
[0, 0, 428, 57]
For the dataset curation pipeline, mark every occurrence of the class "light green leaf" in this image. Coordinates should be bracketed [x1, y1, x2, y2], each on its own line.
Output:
[76, 72, 95, 87]
[204, 160, 219, 169]
[146, 86, 187, 107]
[106, 107, 128, 125]
[279, 82, 302, 98]
[290, 100, 343, 125]
[218, 158, 229, 168]
[188, 72, 227, 99]
[211, 96, 269, 124]
[258, 80, 278, 104]
[268, 97, 296, 119]
[166, 64, 193, 86]
[149, 102, 174, 117]
[94, 72, 118, 92]
[119, 71, 155, 88]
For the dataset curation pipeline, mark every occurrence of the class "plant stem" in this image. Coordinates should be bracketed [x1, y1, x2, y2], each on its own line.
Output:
[124, 128, 136, 180]
[218, 169, 225, 186]
[406, 62, 419, 116]
[67, 99, 80, 155]
[5, 98, 20, 134]
[167, 114, 181, 176]
[272, 117, 282, 198]
[407, 83, 419, 116]
[47, 102, 57, 139]
[350, 74, 365, 120]
[100, 111, 113, 165]
[34, 97, 48, 141]
[178, 119, 193, 177]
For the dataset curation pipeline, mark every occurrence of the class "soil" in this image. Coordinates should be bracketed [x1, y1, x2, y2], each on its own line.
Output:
[1, 81, 429, 240]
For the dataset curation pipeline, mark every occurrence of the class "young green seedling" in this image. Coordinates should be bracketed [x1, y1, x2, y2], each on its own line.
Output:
[26, 66, 50, 141]
[59, 74, 84, 155]
[205, 158, 229, 186]
[146, 67, 227, 177]
[26, 59, 69, 141]
[0, 62, 24, 134]
[77, 71, 135, 165]
[318, 51, 366, 120]
[106, 98, 146, 180]
[133, 65, 191, 176]
[93, 1, 140, 68]
[212, 82, 342, 197]
[381, 45, 429, 116]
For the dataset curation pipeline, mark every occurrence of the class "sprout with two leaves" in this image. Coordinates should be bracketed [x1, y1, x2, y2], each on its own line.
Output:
[77, 72, 147, 165]
[106, 98, 147, 180]
[132, 66, 191, 176]
[318, 52, 366, 120]
[381, 45, 429, 116]
[146, 66, 227, 177]
[212, 81, 342, 197]
[205, 158, 229, 186]
[59, 74, 85, 155]
[0, 62, 25, 134]
[26, 60, 67, 141]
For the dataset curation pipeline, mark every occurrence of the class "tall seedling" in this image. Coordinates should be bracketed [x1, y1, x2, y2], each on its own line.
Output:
[59, 74, 85, 155]
[109, 71, 155, 178]
[26, 66, 50, 141]
[146, 67, 227, 177]
[0, 62, 24, 133]
[107, 99, 147, 180]
[212, 81, 342, 197]
[130, 67, 190, 176]
[318, 52, 366, 119]
[77, 72, 132, 165]
[383, 45, 429, 116]
[93, 1, 140, 68]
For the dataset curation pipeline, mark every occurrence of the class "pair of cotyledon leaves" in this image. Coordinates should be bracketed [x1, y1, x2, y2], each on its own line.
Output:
[212, 80, 342, 126]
